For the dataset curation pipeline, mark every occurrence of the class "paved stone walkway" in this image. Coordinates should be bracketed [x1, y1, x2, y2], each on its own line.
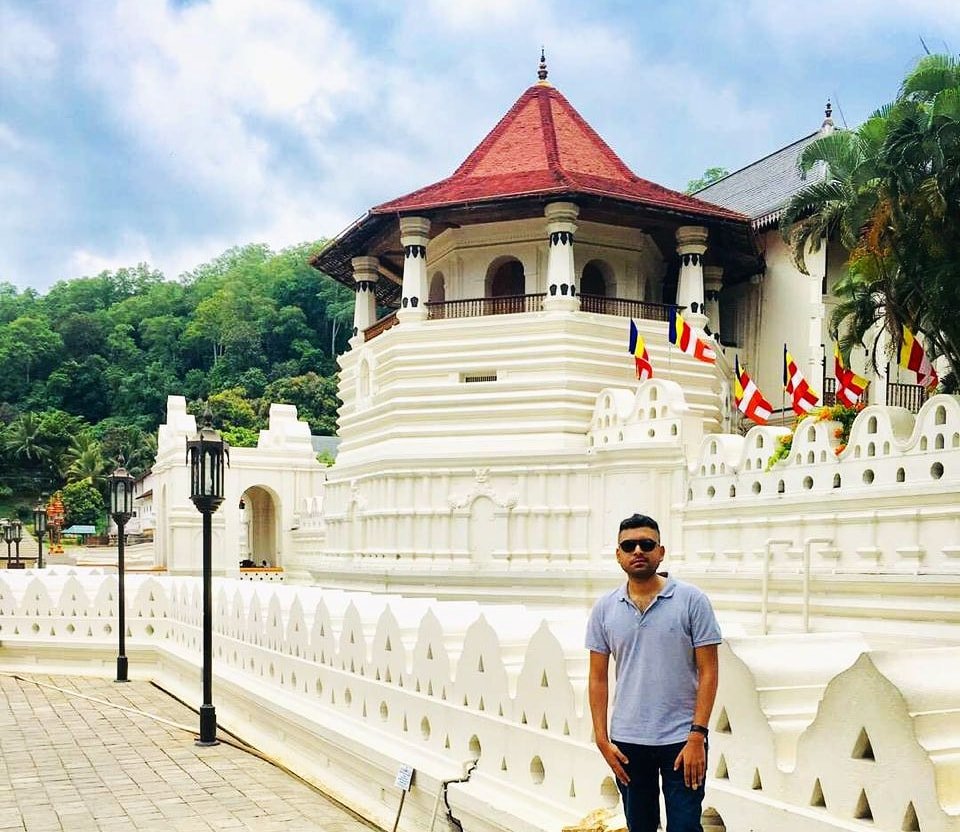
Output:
[0, 674, 380, 832]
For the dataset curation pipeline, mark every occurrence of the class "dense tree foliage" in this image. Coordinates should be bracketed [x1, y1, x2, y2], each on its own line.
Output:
[0, 241, 353, 505]
[781, 54, 959, 388]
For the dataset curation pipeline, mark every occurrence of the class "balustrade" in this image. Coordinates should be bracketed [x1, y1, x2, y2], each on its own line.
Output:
[360, 294, 677, 340]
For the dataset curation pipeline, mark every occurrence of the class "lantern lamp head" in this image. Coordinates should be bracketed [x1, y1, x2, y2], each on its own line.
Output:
[186, 405, 230, 513]
[107, 455, 135, 522]
[34, 500, 47, 534]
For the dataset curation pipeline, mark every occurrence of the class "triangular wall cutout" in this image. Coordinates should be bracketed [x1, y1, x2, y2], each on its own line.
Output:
[810, 778, 826, 808]
[478, 655, 485, 672]
[715, 755, 729, 780]
[426, 644, 433, 659]
[716, 707, 731, 733]
[569, 779, 576, 798]
[541, 670, 549, 688]
[854, 789, 874, 821]
[751, 769, 762, 790]
[852, 727, 876, 760]
[901, 801, 920, 831]
[500, 757, 507, 771]
[384, 635, 392, 651]
[540, 714, 549, 730]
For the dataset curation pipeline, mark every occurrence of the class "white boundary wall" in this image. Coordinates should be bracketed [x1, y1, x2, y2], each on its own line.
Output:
[0, 572, 957, 832]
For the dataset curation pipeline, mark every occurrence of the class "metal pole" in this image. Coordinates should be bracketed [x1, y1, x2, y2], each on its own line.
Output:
[37, 529, 44, 569]
[391, 790, 407, 832]
[197, 509, 218, 746]
[13, 537, 21, 569]
[116, 519, 128, 682]
[762, 538, 794, 636]
[802, 537, 832, 634]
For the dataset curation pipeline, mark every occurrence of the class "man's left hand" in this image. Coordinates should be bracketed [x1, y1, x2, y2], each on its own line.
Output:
[673, 734, 706, 789]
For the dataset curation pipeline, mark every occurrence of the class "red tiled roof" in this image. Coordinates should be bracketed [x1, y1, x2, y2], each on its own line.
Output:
[374, 83, 745, 222]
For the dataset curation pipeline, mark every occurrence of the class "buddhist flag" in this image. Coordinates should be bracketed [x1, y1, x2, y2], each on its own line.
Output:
[735, 356, 773, 425]
[668, 307, 716, 364]
[834, 344, 868, 406]
[628, 320, 654, 380]
[783, 345, 819, 415]
[899, 325, 939, 391]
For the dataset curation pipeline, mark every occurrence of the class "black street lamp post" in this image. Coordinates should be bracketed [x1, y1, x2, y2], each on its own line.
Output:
[186, 407, 229, 746]
[11, 520, 23, 569]
[107, 458, 135, 683]
[1, 519, 14, 568]
[34, 500, 47, 569]
[3, 519, 24, 569]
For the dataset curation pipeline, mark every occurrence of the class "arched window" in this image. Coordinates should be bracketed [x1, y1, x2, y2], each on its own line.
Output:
[429, 272, 446, 303]
[580, 261, 609, 297]
[487, 258, 525, 297]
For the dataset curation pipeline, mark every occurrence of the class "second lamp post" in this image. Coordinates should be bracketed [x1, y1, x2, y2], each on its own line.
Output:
[186, 407, 229, 746]
[107, 458, 135, 683]
[33, 500, 47, 569]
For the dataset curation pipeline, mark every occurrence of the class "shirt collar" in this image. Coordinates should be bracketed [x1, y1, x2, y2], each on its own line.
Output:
[618, 574, 675, 603]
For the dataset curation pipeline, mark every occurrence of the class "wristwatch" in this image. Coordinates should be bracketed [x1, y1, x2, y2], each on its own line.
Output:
[689, 723, 709, 736]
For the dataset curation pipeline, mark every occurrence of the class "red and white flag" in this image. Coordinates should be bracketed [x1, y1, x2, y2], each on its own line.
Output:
[834, 343, 868, 406]
[735, 356, 773, 425]
[899, 325, 938, 391]
[784, 346, 819, 415]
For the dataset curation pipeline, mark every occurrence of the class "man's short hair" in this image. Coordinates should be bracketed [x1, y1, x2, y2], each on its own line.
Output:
[619, 514, 660, 535]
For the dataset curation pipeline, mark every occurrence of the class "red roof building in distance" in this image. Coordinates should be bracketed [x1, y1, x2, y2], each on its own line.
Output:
[314, 54, 759, 302]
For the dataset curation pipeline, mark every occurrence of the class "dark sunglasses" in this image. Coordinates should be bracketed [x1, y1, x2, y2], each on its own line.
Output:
[619, 538, 659, 554]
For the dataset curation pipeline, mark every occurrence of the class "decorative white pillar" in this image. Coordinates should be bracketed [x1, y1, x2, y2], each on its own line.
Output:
[544, 201, 580, 311]
[398, 216, 430, 322]
[675, 226, 709, 329]
[350, 255, 379, 346]
[703, 265, 723, 340]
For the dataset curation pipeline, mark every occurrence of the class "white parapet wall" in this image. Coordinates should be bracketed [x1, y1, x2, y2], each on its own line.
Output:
[1, 571, 958, 832]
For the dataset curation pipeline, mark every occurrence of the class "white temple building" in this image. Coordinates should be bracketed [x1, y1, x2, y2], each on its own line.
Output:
[1, 60, 958, 832]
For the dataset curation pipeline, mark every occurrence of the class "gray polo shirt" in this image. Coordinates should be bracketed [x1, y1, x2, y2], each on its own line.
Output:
[585, 577, 721, 745]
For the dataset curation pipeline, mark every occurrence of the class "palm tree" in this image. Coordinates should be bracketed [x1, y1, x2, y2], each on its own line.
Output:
[63, 434, 107, 487]
[4, 413, 50, 464]
[780, 54, 960, 386]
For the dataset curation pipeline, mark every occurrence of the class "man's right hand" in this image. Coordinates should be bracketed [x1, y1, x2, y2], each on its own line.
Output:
[597, 739, 630, 785]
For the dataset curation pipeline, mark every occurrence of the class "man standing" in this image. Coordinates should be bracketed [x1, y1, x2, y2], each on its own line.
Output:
[586, 514, 721, 832]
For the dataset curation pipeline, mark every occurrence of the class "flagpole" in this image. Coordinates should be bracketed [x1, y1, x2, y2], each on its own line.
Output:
[781, 343, 787, 422]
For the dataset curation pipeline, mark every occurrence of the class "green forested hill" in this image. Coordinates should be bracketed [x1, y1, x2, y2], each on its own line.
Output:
[0, 241, 353, 523]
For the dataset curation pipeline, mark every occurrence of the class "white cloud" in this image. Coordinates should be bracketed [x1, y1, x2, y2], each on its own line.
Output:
[0, 5, 58, 80]
[74, 0, 368, 199]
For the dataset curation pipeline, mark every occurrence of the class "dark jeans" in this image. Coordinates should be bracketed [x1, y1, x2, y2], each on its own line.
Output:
[614, 740, 706, 832]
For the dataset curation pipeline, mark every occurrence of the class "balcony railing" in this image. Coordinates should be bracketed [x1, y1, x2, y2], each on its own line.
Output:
[363, 311, 398, 341]
[578, 294, 675, 321]
[425, 293, 675, 321]
[886, 381, 927, 413]
[822, 377, 837, 407]
[364, 294, 677, 341]
[426, 293, 545, 319]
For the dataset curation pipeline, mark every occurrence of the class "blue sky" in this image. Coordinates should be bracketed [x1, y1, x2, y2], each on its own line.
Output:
[1, 0, 957, 291]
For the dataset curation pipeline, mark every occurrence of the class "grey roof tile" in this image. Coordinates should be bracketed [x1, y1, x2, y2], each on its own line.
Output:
[693, 131, 827, 228]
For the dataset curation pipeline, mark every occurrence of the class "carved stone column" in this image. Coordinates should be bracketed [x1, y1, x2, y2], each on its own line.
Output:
[703, 265, 723, 339]
[398, 216, 430, 322]
[675, 226, 709, 329]
[350, 256, 379, 346]
[544, 201, 580, 311]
